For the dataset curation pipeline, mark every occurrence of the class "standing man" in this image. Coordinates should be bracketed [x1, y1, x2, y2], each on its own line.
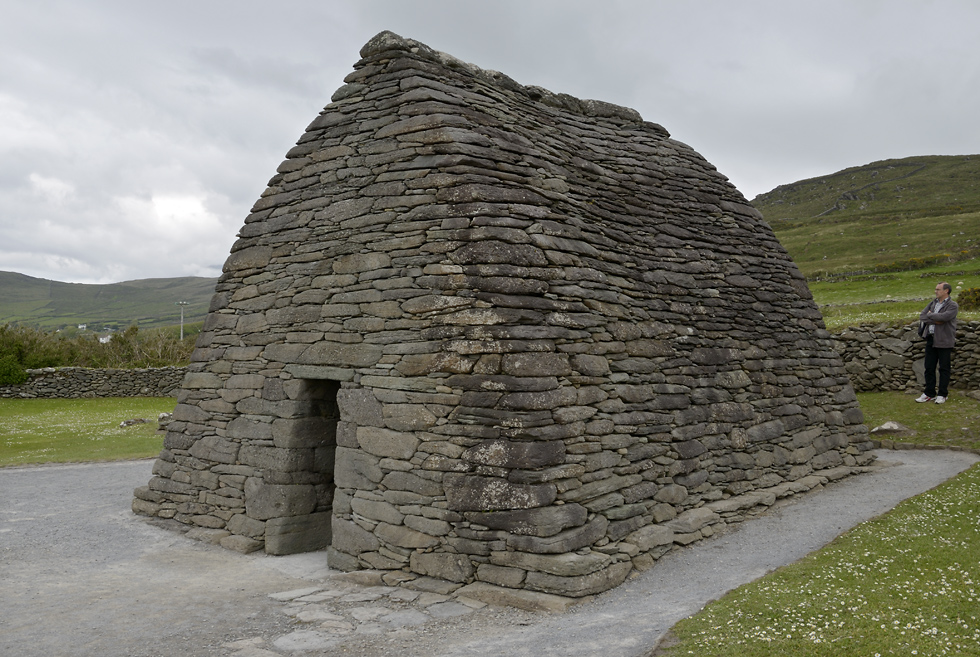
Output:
[916, 281, 958, 404]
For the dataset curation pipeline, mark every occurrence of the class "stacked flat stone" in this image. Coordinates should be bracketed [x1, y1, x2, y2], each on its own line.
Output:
[134, 31, 871, 598]
[835, 320, 980, 392]
[0, 366, 183, 399]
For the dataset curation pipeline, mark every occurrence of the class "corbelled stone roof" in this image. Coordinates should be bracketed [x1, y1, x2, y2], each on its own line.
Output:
[135, 31, 870, 603]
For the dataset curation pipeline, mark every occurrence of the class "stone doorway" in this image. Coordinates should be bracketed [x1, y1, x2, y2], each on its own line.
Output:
[262, 378, 339, 555]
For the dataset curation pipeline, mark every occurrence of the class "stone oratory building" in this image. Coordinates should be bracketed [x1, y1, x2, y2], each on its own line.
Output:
[134, 31, 871, 599]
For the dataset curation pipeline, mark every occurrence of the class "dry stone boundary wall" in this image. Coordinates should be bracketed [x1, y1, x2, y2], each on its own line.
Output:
[0, 366, 184, 399]
[836, 320, 980, 392]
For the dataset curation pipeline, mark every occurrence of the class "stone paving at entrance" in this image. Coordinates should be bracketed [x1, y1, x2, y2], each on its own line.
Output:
[220, 574, 529, 655]
[266, 585, 479, 651]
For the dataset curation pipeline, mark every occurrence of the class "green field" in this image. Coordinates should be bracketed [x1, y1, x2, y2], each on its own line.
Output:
[0, 397, 173, 467]
[808, 265, 980, 331]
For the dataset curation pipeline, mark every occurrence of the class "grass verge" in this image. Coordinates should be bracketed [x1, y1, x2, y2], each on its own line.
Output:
[663, 462, 980, 656]
[0, 397, 174, 467]
[857, 391, 980, 451]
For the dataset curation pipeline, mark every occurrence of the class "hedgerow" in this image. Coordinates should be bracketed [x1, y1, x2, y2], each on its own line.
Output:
[0, 324, 194, 382]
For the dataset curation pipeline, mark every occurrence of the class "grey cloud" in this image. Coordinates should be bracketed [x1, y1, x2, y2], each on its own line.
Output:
[1, 0, 978, 283]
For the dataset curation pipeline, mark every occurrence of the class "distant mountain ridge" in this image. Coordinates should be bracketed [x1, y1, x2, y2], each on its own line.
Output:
[0, 271, 217, 331]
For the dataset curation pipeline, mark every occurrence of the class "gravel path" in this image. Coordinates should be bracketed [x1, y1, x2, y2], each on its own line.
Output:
[1, 449, 976, 657]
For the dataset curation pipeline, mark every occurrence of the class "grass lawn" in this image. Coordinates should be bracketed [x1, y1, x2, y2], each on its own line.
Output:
[0, 397, 173, 467]
[663, 462, 980, 656]
[857, 390, 980, 451]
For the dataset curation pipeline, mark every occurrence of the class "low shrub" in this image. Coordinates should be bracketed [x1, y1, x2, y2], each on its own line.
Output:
[0, 354, 28, 385]
[957, 286, 980, 311]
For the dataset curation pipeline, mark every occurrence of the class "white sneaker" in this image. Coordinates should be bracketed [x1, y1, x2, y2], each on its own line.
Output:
[935, 396, 947, 404]
[915, 394, 935, 403]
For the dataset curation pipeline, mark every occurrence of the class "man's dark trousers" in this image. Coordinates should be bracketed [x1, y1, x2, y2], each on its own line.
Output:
[924, 335, 953, 397]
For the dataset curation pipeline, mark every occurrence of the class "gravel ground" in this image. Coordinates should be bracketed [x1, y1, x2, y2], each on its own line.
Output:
[1, 449, 976, 657]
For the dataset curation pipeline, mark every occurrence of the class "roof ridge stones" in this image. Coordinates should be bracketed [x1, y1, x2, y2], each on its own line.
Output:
[134, 31, 871, 604]
[353, 31, 652, 128]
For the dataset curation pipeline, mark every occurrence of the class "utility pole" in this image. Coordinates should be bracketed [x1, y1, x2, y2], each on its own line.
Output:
[175, 301, 189, 340]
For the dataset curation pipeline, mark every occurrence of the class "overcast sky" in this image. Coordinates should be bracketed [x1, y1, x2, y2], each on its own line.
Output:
[2, 0, 978, 284]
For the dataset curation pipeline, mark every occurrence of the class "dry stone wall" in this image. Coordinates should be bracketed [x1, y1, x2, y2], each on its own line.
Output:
[0, 367, 183, 399]
[133, 31, 871, 600]
[835, 320, 980, 392]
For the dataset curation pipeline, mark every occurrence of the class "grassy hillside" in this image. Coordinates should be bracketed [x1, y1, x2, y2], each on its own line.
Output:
[754, 154, 980, 223]
[754, 155, 980, 278]
[766, 210, 978, 279]
[0, 271, 216, 331]
[752, 155, 980, 329]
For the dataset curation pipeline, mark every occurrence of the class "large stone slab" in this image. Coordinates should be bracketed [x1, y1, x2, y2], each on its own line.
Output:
[444, 474, 557, 511]
[334, 447, 384, 489]
[461, 439, 565, 469]
[299, 343, 383, 368]
[506, 516, 608, 554]
[410, 552, 476, 582]
[464, 503, 588, 537]
[188, 435, 240, 464]
[243, 479, 316, 520]
[350, 497, 404, 525]
[265, 512, 332, 555]
[525, 561, 632, 597]
[623, 524, 674, 551]
[272, 417, 337, 449]
[666, 507, 720, 534]
[331, 516, 380, 555]
[239, 445, 314, 473]
[336, 389, 384, 427]
[500, 353, 571, 377]
[356, 426, 419, 459]
[375, 522, 441, 549]
[453, 582, 580, 613]
[490, 550, 611, 577]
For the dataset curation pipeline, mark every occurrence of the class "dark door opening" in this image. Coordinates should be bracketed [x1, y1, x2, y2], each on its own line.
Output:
[304, 379, 340, 525]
